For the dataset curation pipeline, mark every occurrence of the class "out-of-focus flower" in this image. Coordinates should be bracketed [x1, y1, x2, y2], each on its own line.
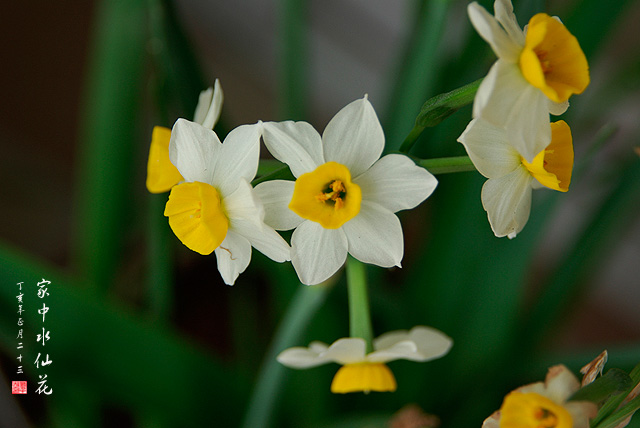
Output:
[467, 0, 588, 161]
[164, 119, 290, 285]
[256, 96, 437, 285]
[458, 118, 573, 238]
[277, 326, 452, 394]
[482, 365, 597, 428]
[147, 80, 224, 193]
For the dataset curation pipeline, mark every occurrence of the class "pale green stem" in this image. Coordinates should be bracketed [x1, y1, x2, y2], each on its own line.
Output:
[240, 280, 334, 428]
[346, 256, 373, 353]
[418, 156, 476, 175]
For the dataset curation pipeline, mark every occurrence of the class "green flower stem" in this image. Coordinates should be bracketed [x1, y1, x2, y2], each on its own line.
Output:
[418, 156, 476, 175]
[399, 125, 426, 153]
[346, 256, 374, 353]
[278, 0, 308, 120]
[240, 280, 335, 428]
[251, 165, 295, 186]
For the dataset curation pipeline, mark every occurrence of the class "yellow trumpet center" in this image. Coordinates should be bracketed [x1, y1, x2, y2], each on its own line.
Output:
[521, 120, 573, 192]
[330, 363, 397, 394]
[146, 126, 184, 193]
[500, 392, 572, 428]
[164, 181, 229, 255]
[519, 13, 589, 103]
[289, 162, 362, 229]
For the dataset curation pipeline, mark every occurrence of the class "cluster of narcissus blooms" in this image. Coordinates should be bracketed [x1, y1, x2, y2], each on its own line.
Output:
[483, 365, 597, 428]
[146, 83, 437, 285]
[458, 0, 589, 238]
[277, 326, 452, 394]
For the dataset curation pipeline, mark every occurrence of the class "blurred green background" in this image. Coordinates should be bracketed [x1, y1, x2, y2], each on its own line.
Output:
[1, 0, 639, 427]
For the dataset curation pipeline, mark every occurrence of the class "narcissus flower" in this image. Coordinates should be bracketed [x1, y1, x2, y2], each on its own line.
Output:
[164, 119, 290, 285]
[468, 0, 588, 162]
[482, 365, 597, 428]
[147, 80, 224, 193]
[458, 118, 573, 238]
[256, 96, 438, 285]
[277, 326, 452, 394]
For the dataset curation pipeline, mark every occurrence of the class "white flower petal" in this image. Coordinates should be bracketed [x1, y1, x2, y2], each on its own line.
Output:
[353, 154, 438, 213]
[323, 338, 367, 365]
[482, 411, 501, 428]
[367, 340, 418, 363]
[169, 118, 222, 184]
[232, 218, 291, 263]
[481, 166, 533, 238]
[224, 178, 264, 228]
[193, 86, 213, 125]
[291, 221, 348, 285]
[458, 118, 521, 179]
[261, 121, 324, 177]
[215, 123, 261, 196]
[322, 97, 385, 177]
[277, 342, 332, 369]
[254, 180, 304, 230]
[565, 402, 598, 428]
[467, 2, 521, 62]
[494, 0, 525, 47]
[545, 365, 580, 403]
[371, 326, 453, 362]
[214, 230, 252, 285]
[548, 98, 569, 116]
[200, 79, 224, 129]
[473, 60, 551, 162]
[342, 201, 403, 268]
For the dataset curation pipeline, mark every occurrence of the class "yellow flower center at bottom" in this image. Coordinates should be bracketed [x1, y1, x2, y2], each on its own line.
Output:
[164, 181, 229, 255]
[500, 392, 572, 428]
[331, 363, 397, 394]
[521, 120, 573, 192]
[289, 161, 362, 229]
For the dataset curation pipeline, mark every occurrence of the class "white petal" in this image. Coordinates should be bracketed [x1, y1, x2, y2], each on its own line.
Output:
[481, 166, 533, 238]
[548, 98, 569, 116]
[544, 365, 580, 403]
[494, 0, 525, 46]
[367, 340, 418, 363]
[261, 121, 324, 178]
[224, 178, 264, 229]
[215, 123, 261, 196]
[353, 154, 438, 213]
[291, 221, 348, 285]
[254, 180, 304, 230]
[201, 79, 224, 129]
[232, 218, 291, 263]
[342, 201, 403, 268]
[473, 60, 551, 162]
[322, 97, 385, 177]
[214, 230, 252, 285]
[322, 338, 367, 365]
[371, 326, 452, 362]
[565, 402, 598, 428]
[277, 342, 332, 369]
[169, 118, 222, 184]
[467, 2, 522, 62]
[458, 118, 521, 179]
[193, 86, 213, 125]
[482, 412, 501, 428]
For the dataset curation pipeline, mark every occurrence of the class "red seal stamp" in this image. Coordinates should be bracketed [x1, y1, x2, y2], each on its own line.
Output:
[12, 381, 27, 394]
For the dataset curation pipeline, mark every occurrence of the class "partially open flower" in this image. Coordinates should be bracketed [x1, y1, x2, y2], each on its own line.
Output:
[482, 365, 597, 428]
[277, 326, 452, 394]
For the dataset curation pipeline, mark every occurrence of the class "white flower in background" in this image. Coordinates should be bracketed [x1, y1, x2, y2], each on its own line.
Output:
[458, 118, 573, 238]
[147, 80, 224, 193]
[482, 365, 597, 428]
[255, 96, 438, 285]
[277, 326, 453, 394]
[468, 0, 589, 162]
[163, 119, 290, 285]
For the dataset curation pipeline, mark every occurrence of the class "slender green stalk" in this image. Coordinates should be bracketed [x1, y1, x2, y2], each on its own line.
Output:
[278, 0, 308, 120]
[399, 125, 426, 153]
[418, 156, 476, 175]
[240, 281, 334, 428]
[346, 256, 373, 352]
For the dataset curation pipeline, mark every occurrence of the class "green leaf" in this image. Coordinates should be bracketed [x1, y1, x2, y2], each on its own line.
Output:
[415, 78, 482, 129]
[570, 369, 633, 403]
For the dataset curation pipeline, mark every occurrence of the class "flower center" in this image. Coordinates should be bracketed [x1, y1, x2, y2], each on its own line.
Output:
[499, 392, 572, 428]
[521, 120, 573, 192]
[518, 13, 589, 103]
[164, 181, 229, 255]
[289, 161, 362, 229]
[330, 362, 397, 394]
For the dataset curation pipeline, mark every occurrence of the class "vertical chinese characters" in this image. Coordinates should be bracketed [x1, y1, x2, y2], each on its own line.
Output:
[34, 278, 52, 395]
